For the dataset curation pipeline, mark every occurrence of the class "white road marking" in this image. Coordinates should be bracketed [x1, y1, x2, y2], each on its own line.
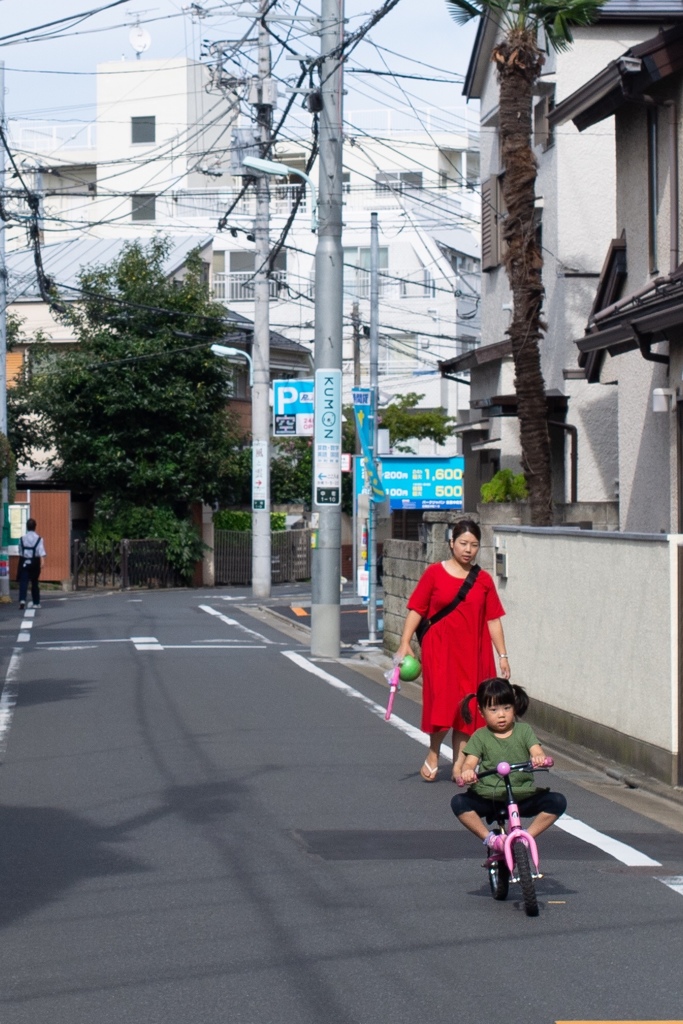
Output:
[554, 815, 661, 867]
[282, 650, 452, 757]
[24, 609, 35, 619]
[20, 620, 33, 630]
[17, 633, 31, 643]
[657, 875, 683, 895]
[38, 638, 133, 645]
[283, 650, 667, 871]
[199, 604, 275, 644]
[0, 650, 21, 759]
[43, 646, 99, 651]
[131, 636, 163, 651]
[163, 644, 267, 649]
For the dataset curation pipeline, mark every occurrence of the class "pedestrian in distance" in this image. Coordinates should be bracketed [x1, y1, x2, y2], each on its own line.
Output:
[17, 518, 46, 611]
[450, 678, 567, 850]
[395, 518, 510, 783]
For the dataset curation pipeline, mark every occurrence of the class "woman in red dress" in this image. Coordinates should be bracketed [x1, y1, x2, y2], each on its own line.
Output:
[395, 519, 510, 782]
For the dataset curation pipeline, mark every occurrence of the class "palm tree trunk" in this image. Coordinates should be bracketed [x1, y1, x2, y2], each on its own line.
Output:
[495, 30, 553, 526]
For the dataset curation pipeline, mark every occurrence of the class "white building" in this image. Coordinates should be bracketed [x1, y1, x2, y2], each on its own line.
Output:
[448, 1, 683, 512]
[7, 56, 481, 457]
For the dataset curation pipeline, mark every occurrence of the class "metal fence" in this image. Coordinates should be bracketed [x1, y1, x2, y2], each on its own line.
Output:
[72, 539, 180, 590]
[72, 531, 312, 589]
[214, 529, 312, 585]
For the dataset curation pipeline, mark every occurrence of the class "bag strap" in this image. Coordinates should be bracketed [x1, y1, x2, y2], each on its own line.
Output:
[423, 564, 481, 630]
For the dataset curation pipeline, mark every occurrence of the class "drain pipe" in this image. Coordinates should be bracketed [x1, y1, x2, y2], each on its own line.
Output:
[549, 421, 578, 504]
[663, 100, 679, 273]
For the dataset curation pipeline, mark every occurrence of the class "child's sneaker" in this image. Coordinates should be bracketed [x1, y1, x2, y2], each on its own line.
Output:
[19, 601, 25, 610]
[484, 831, 505, 854]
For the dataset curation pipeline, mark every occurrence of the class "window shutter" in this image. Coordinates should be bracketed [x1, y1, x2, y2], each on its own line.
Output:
[481, 176, 500, 271]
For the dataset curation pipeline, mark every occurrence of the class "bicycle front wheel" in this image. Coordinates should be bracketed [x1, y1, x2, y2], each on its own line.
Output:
[487, 859, 510, 901]
[513, 842, 538, 917]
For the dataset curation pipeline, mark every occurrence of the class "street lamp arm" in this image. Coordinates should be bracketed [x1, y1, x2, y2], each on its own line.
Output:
[241, 155, 317, 232]
[210, 343, 254, 387]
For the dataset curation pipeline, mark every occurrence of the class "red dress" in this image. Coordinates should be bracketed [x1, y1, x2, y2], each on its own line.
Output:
[407, 562, 505, 734]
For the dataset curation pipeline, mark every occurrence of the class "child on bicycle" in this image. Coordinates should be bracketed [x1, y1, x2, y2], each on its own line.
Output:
[450, 677, 567, 852]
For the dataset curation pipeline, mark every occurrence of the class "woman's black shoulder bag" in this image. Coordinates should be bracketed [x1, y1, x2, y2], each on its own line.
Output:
[415, 564, 481, 645]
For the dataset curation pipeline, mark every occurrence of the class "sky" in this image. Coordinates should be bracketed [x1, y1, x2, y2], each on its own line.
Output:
[0, 0, 479, 129]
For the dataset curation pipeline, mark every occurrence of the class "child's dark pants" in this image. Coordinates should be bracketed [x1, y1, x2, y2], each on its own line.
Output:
[451, 789, 567, 820]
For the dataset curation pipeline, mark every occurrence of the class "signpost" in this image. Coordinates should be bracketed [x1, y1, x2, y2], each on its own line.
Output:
[313, 369, 342, 506]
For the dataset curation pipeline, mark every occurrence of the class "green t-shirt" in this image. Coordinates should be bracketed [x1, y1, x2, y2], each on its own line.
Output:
[463, 721, 540, 800]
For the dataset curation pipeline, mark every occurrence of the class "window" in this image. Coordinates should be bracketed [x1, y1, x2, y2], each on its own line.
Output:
[375, 171, 422, 193]
[131, 116, 156, 144]
[230, 251, 255, 273]
[379, 332, 417, 373]
[228, 251, 287, 273]
[343, 246, 388, 299]
[131, 194, 156, 221]
[534, 93, 555, 151]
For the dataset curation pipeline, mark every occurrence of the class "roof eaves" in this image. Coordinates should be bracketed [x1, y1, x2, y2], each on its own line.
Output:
[549, 23, 683, 131]
[463, 12, 499, 101]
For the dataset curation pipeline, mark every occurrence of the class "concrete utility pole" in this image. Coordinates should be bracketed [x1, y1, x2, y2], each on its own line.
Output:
[367, 211, 379, 642]
[0, 62, 10, 603]
[310, 0, 345, 657]
[250, 1, 274, 599]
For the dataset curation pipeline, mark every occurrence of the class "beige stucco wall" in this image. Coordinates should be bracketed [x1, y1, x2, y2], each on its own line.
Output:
[494, 527, 676, 754]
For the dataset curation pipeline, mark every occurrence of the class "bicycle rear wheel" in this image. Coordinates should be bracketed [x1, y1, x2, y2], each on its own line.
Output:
[487, 859, 510, 901]
[513, 842, 538, 917]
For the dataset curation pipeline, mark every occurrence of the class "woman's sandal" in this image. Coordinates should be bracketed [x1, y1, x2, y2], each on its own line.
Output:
[419, 760, 438, 782]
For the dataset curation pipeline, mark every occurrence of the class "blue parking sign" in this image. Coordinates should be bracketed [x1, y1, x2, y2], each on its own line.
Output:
[272, 379, 314, 436]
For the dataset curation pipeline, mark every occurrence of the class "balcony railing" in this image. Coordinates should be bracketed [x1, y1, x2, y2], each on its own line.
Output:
[342, 269, 437, 300]
[212, 270, 287, 302]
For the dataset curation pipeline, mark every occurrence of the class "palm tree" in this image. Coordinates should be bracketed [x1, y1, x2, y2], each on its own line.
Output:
[447, 0, 604, 525]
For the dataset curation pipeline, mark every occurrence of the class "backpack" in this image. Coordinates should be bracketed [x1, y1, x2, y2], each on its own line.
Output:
[20, 536, 42, 574]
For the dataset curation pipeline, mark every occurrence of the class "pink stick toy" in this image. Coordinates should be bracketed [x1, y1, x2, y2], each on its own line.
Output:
[384, 665, 400, 720]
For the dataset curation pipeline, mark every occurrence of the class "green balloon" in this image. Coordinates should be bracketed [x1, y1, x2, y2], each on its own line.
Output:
[399, 654, 421, 682]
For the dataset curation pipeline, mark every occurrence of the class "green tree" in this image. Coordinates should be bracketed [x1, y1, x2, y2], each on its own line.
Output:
[270, 437, 313, 506]
[9, 237, 245, 509]
[446, 0, 604, 524]
[377, 393, 455, 453]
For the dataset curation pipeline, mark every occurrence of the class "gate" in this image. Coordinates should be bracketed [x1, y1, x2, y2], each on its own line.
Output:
[71, 539, 121, 589]
[214, 529, 312, 585]
[72, 539, 180, 590]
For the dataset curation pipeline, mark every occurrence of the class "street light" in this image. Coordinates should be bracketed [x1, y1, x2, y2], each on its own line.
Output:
[211, 344, 254, 387]
[242, 156, 318, 232]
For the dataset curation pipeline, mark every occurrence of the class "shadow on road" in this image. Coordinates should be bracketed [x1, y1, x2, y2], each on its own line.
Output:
[14, 678, 95, 707]
[0, 781, 248, 928]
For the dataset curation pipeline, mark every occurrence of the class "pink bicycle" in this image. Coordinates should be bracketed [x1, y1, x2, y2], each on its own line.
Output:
[459, 758, 554, 917]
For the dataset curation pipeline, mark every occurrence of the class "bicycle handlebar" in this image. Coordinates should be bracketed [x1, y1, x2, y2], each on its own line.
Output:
[455, 757, 553, 788]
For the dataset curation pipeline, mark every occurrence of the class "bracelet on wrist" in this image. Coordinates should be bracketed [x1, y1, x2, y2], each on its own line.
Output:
[499, 653, 508, 659]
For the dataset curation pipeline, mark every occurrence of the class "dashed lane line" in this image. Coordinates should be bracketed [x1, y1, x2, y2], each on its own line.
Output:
[283, 650, 668, 873]
[199, 604, 278, 644]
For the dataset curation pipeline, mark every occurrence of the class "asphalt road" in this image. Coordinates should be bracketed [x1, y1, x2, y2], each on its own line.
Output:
[0, 588, 681, 1024]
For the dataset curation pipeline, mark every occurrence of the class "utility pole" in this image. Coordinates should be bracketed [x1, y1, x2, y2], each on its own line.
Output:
[0, 62, 10, 603]
[310, 0, 345, 657]
[367, 212, 379, 641]
[352, 300, 361, 390]
[250, 0, 274, 599]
